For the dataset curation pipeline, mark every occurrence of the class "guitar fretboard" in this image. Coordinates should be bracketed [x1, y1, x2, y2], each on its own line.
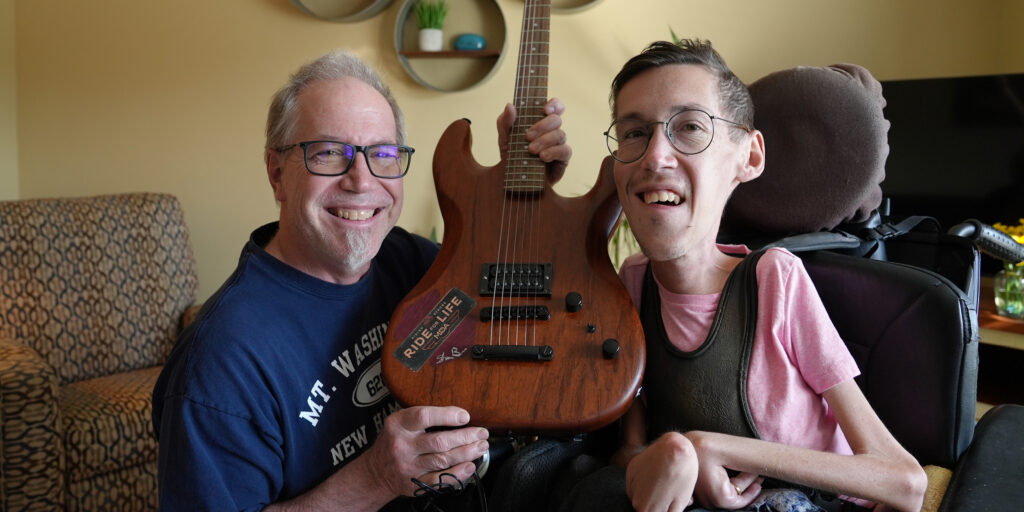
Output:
[505, 0, 551, 193]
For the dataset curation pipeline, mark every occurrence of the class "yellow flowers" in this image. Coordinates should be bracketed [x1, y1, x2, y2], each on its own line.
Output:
[993, 219, 1024, 267]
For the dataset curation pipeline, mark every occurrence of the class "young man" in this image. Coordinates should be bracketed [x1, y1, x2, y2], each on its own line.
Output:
[569, 40, 927, 512]
[152, 50, 570, 511]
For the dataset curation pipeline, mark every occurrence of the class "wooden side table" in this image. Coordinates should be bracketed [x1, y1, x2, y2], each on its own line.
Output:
[977, 279, 1024, 418]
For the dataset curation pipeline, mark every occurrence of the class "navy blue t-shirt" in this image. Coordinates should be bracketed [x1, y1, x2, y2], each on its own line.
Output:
[152, 222, 438, 510]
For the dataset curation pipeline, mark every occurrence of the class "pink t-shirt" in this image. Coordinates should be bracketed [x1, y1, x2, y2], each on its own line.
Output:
[619, 245, 860, 455]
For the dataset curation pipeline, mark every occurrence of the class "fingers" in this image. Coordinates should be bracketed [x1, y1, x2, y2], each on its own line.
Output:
[372, 406, 489, 496]
[416, 460, 480, 491]
[706, 472, 762, 510]
[729, 472, 763, 508]
[415, 433, 488, 475]
[496, 102, 516, 159]
[496, 97, 569, 183]
[731, 472, 762, 494]
[625, 433, 698, 512]
[393, 405, 471, 431]
[499, 97, 567, 160]
[416, 424, 489, 463]
[497, 102, 516, 135]
[524, 99, 565, 153]
[532, 98, 570, 183]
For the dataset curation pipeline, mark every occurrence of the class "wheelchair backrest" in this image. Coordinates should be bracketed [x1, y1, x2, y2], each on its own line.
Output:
[721, 64, 981, 468]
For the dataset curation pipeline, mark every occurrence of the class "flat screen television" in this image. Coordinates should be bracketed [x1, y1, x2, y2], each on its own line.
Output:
[880, 72, 1024, 273]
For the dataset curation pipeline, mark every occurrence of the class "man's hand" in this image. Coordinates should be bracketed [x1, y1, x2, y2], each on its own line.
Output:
[623, 432, 698, 512]
[364, 406, 489, 497]
[497, 98, 571, 184]
[685, 430, 762, 510]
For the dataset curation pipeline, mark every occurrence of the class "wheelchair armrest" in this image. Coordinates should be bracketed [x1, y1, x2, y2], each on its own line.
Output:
[938, 404, 1024, 511]
[921, 465, 952, 512]
[0, 338, 66, 507]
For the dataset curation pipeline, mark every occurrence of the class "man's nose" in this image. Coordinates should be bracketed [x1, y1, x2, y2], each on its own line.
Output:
[641, 124, 677, 169]
[340, 153, 376, 190]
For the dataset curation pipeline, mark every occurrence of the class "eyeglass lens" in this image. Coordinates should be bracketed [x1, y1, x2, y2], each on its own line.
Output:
[606, 110, 717, 162]
[302, 141, 411, 178]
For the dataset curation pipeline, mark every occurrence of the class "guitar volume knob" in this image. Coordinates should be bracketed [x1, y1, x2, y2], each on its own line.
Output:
[602, 339, 621, 359]
[565, 292, 583, 312]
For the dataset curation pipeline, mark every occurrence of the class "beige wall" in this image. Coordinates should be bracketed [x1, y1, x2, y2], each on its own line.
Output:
[8, 0, 1024, 300]
[1, 0, 15, 200]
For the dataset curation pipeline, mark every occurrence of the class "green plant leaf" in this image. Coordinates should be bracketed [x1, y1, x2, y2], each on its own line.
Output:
[415, 0, 448, 29]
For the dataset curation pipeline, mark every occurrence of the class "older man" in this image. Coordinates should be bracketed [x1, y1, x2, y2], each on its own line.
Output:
[152, 49, 570, 511]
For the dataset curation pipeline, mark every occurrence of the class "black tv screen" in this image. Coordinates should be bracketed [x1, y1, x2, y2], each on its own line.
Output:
[880, 73, 1024, 234]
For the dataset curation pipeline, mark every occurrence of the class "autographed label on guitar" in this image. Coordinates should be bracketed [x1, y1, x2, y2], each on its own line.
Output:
[393, 288, 476, 372]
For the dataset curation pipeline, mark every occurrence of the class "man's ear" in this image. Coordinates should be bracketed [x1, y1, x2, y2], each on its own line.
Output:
[737, 130, 766, 183]
[266, 149, 287, 203]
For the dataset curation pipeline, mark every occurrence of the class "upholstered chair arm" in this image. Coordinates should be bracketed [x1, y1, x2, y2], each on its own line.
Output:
[0, 338, 66, 509]
[179, 304, 203, 332]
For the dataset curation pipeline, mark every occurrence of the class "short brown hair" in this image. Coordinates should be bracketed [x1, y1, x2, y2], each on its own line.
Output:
[610, 39, 754, 136]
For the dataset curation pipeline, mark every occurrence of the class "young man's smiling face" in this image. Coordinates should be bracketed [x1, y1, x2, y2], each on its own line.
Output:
[612, 64, 762, 264]
[265, 77, 404, 284]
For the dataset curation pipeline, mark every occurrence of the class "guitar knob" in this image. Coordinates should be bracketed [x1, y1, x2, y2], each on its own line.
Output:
[565, 292, 583, 312]
[602, 338, 621, 359]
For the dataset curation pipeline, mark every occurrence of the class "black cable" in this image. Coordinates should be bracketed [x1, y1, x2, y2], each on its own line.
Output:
[409, 471, 488, 512]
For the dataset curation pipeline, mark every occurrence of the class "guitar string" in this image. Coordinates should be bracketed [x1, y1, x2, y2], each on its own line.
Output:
[501, 0, 529, 348]
[508, 0, 534, 348]
[492, 0, 532, 348]
[519, 0, 547, 348]
[494, 0, 548, 348]
[525, 0, 549, 349]
[513, 0, 537, 348]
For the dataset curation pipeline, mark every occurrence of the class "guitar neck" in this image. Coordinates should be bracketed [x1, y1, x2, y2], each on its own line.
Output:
[507, 0, 551, 193]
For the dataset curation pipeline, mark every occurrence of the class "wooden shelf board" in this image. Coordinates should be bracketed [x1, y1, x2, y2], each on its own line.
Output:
[399, 50, 501, 59]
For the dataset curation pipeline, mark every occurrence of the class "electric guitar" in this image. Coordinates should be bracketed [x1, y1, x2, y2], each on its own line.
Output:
[382, 0, 644, 433]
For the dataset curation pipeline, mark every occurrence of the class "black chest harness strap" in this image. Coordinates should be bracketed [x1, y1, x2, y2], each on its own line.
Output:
[640, 249, 765, 442]
[639, 250, 864, 509]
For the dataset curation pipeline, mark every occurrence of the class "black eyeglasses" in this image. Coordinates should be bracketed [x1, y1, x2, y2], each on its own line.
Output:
[604, 109, 749, 163]
[276, 140, 415, 178]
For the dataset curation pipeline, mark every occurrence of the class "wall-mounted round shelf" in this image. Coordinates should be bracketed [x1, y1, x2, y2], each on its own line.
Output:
[288, 0, 394, 23]
[394, 0, 506, 92]
[551, 0, 604, 13]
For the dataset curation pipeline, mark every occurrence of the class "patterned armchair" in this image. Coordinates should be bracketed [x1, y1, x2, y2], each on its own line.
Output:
[0, 193, 197, 511]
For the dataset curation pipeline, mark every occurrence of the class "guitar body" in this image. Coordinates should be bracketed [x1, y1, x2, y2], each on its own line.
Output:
[382, 120, 644, 433]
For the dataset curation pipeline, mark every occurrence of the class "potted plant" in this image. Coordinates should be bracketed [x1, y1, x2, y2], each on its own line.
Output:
[415, 0, 448, 52]
[993, 219, 1024, 319]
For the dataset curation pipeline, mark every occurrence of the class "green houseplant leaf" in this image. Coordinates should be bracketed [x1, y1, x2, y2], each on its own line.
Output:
[415, 0, 448, 30]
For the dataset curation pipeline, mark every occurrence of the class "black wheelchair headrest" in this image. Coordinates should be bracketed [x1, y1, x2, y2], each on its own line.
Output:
[722, 63, 889, 235]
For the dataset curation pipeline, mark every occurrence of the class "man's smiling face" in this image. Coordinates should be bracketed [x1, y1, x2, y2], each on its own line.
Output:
[612, 64, 755, 263]
[265, 77, 403, 284]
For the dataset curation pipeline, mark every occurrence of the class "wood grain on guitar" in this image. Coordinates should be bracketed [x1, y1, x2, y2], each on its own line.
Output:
[382, 0, 644, 434]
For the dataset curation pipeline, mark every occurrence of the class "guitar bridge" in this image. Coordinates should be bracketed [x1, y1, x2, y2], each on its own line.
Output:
[479, 263, 552, 296]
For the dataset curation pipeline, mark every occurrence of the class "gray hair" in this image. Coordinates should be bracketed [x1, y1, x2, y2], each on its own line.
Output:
[265, 50, 407, 153]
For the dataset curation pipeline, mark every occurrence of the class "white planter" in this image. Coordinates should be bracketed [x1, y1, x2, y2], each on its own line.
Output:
[418, 28, 443, 52]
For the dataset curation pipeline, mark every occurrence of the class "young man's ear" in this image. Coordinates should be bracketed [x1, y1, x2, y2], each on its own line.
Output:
[266, 149, 287, 203]
[737, 129, 766, 183]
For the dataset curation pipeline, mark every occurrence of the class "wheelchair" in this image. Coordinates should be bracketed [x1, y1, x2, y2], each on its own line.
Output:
[720, 62, 1024, 511]
[474, 63, 1024, 512]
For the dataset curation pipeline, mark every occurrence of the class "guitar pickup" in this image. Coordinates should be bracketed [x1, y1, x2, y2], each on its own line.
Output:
[471, 344, 554, 361]
[479, 263, 552, 296]
[479, 305, 551, 322]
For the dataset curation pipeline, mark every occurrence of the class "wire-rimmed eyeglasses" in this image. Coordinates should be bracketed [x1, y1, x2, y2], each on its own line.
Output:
[604, 109, 749, 163]
[276, 140, 415, 178]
